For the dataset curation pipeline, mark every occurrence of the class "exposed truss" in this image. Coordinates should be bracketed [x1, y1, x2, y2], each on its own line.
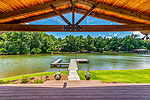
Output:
[48, 1, 98, 31]
[1, 0, 150, 24]
[0, 0, 150, 33]
[0, 24, 150, 32]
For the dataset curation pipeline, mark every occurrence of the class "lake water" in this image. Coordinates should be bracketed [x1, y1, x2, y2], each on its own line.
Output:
[0, 53, 150, 78]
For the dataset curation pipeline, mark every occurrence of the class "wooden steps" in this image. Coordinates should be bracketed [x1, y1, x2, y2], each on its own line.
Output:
[44, 80, 100, 87]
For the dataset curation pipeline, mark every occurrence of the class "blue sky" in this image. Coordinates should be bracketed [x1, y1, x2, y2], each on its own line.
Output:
[30, 13, 143, 38]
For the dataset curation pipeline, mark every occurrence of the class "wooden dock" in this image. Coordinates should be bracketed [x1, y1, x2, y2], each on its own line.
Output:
[68, 59, 88, 80]
[68, 59, 78, 70]
[68, 59, 89, 70]
[75, 59, 89, 63]
[51, 59, 89, 80]
[51, 59, 69, 67]
[51, 63, 70, 66]
[51, 59, 62, 65]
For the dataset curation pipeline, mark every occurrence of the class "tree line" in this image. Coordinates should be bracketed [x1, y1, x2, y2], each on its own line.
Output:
[0, 31, 149, 54]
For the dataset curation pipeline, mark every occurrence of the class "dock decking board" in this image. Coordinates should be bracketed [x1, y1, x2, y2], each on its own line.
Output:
[68, 59, 78, 71]
[68, 59, 88, 80]
[51, 59, 62, 65]
[51, 63, 70, 65]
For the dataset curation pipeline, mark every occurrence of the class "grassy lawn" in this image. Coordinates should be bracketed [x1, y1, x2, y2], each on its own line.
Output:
[78, 69, 150, 83]
[1, 69, 150, 83]
[0, 71, 69, 82]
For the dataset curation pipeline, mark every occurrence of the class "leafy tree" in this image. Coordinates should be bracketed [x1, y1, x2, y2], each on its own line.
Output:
[0, 32, 149, 54]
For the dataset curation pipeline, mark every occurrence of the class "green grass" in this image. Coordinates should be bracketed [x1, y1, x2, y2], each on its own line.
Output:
[2, 69, 150, 83]
[78, 69, 150, 83]
[0, 71, 69, 82]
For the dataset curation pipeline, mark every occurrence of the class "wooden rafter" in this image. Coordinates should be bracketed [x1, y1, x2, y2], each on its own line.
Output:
[49, 3, 71, 25]
[5, 8, 141, 25]
[5, 8, 72, 24]
[77, 0, 150, 24]
[0, 0, 70, 22]
[75, 4, 97, 25]
[0, 24, 150, 32]
[75, 8, 141, 24]
[0, 0, 148, 24]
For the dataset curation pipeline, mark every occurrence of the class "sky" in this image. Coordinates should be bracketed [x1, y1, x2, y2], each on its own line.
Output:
[30, 13, 144, 38]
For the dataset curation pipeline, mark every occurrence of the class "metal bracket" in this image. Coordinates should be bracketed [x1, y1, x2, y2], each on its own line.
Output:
[72, 2, 75, 8]
[91, 4, 97, 10]
[49, 3, 56, 10]
[64, 25, 82, 31]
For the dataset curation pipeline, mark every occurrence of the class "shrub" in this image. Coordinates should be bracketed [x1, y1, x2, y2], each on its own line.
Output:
[33, 77, 44, 84]
[21, 76, 30, 83]
[0, 80, 5, 84]
[99, 49, 104, 53]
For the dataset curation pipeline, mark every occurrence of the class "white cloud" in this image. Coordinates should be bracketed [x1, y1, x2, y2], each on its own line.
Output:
[113, 33, 118, 36]
[108, 32, 119, 37]
[53, 18, 65, 25]
[86, 18, 95, 24]
[109, 33, 112, 35]
[24, 23, 29, 25]
[106, 36, 112, 39]
[132, 31, 144, 38]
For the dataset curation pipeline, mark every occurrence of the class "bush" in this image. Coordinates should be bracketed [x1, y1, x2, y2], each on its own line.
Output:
[33, 77, 44, 84]
[21, 76, 30, 83]
[0, 80, 5, 84]
[31, 48, 37, 54]
[99, 49, 104, 53]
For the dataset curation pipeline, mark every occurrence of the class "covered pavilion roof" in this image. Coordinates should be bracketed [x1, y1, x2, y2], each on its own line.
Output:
[0, 0, 150, 25]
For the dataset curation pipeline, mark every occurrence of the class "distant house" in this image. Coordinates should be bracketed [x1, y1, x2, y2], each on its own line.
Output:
[133, 49, 149, 53]
[80, 50, 89, 53]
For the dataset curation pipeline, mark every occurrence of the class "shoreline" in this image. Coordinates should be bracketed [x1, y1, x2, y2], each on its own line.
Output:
[0, 51, 147, 56]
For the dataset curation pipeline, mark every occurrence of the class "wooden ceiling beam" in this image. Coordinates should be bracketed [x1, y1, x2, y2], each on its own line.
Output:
[0, 0, 70, 22]
[5, 8, 140, 25]
[0, 24, 150, 32]
[78, 0, 150, 24]
[75, 8, 140, 24]
[4, 8, 72, 24]
[5, 8, 139, 24]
